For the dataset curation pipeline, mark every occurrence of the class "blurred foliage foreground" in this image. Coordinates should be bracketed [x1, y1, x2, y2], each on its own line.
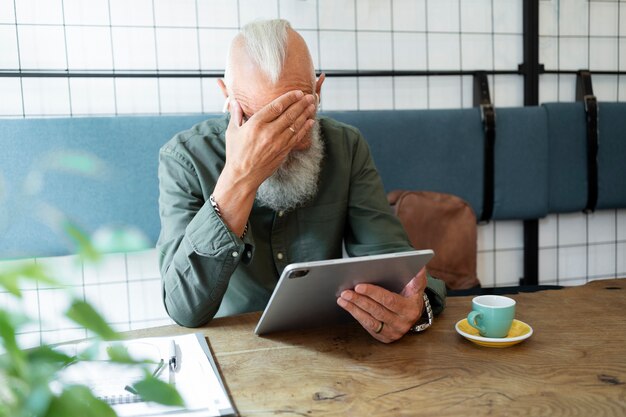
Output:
[0, 151, 182, 417]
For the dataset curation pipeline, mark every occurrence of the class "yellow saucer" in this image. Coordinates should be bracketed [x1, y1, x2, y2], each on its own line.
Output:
[455, 319, 533, 348]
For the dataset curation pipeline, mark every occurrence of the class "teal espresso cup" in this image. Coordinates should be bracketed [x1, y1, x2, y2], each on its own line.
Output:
[467, 295, 515, 338]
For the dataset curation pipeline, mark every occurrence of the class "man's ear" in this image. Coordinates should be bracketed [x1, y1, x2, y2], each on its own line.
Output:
[217, 79, 230, 113]
[217, 79, 229, 98]
[315, 73, 325, 108]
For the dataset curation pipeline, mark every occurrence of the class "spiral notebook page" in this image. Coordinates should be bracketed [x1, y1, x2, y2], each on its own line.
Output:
[58, 333, 236, 417]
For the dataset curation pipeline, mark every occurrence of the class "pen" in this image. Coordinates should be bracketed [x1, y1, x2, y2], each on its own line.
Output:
[169, 341, 178, 372]
[152, 358, 166, 377]
[124, 385, 138, 395]
[124, 358, 164, 395]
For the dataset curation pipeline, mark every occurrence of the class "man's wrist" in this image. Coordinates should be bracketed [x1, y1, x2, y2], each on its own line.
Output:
[210, 194, 248, 239]
[211, 173, 256, 240]
[217, 164, 259, 196]
[410, 294, 433, 333]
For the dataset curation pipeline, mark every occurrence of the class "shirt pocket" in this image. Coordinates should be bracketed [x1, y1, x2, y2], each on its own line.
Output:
[294, 199, 348, 260]
[297, 199, 348, 223]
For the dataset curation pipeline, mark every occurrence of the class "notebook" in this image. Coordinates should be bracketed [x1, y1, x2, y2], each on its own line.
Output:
[57, 333, 237, 417]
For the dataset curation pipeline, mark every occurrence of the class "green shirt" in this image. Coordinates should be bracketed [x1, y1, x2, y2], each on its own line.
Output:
[157, 115, 446, 327]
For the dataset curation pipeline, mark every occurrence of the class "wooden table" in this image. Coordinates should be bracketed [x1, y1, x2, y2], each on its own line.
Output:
[132, 278, 626, 416]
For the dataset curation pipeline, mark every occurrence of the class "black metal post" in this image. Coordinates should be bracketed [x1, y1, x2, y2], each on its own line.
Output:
[0, 69, 522, 79]
[519, 0, 541, 286]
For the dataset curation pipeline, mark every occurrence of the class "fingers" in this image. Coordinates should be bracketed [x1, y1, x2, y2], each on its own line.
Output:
[353, 283, 415, 316]
[337, 283, 425, 343]
[252, 90, 315, 133]
[228, 98, 244, 128]
[284, 100, 314, 134]
[249, 90, 316, 150]
[401, 267, 428, 298]
[283, 106, 316, 145]
[254, 90, 305, 123]
[337, 295, 396, 343]
[275, 96, 316, 133]
[290, 119, 316, 147]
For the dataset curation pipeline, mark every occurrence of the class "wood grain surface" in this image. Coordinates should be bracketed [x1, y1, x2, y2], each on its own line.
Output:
[131, 278, 626, 416]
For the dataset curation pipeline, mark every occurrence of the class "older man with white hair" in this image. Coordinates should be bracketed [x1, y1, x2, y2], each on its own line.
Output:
[157, 19, 446, 342]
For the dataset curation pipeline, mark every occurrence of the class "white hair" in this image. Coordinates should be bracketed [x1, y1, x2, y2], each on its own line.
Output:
[225, 19, 291, 86]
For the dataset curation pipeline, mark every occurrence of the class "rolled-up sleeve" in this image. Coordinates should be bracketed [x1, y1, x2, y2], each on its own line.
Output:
[157, 146, 252, 327]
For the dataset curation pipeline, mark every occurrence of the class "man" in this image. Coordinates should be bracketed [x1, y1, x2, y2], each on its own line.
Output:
[157, 19, 445, 343]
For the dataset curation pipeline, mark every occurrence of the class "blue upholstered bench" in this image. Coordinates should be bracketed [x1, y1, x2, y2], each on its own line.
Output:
[544, 102, 626, 212]
[1, 104, 624, 259]
[331, 107, 549, 220]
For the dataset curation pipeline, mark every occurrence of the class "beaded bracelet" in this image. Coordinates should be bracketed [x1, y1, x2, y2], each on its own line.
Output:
[209, 194, 248, 240]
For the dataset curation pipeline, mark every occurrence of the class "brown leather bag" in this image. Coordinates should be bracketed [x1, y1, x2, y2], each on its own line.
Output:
[388, 190, 480, 290]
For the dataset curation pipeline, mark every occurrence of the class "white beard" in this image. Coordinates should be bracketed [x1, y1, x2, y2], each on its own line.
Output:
[256, 122, 324, 212]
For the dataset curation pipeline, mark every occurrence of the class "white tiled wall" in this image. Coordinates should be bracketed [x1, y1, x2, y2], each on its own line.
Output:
[538, 210, 626, 286]
[0, 0, 527, 116]
[0, 250, 171, 349]
[1, 0, 624, 346]
[537, 0, 626, 288]
[539, 0, 625, 101]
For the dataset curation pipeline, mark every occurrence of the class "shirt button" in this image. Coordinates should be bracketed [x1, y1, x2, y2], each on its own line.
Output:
[276, 252, 284, 260]
[277, 211, 284, 217]
[232, 251, 238, 258]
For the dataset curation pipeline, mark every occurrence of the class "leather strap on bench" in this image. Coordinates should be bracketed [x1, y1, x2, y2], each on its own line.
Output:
[576, 70, 599, 213]
[473, 72, 496, 222]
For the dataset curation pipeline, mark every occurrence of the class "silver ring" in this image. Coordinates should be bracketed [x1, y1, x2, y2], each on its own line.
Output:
[288, 125, 296, 134]
[374, 321, 384, 334]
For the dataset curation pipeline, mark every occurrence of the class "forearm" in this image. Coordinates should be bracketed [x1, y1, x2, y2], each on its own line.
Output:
[212, 167, 258, 238]
[210, 91, 316, 236]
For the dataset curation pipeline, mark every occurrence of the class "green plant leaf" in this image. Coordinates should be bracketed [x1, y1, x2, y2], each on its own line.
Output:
[104, 343, 157, 366]
[26, 345, 75, 368]
[0, 272, 21, 297]
[0, 264, 59, 297]
[65, 300, 120, 341]
[49, 152, 106, 177]
[22, 383, 52, 417]
[0, 371, 22, 417]
[74, 340, 101, 362]
[133, 376, 184, 406]
[105, 343, 136, 364]
[62, 221, 101, 263]
[17, 263, 59, 286]
[92, 225, 151, 254]
[0, 311, 26, 376]
[45, 385, 116, 417]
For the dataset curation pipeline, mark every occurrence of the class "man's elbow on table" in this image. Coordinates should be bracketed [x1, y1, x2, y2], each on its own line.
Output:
[163, 290, 218, 328]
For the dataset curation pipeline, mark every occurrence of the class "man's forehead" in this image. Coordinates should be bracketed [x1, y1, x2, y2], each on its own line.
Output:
[227, 27, 316, 115]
